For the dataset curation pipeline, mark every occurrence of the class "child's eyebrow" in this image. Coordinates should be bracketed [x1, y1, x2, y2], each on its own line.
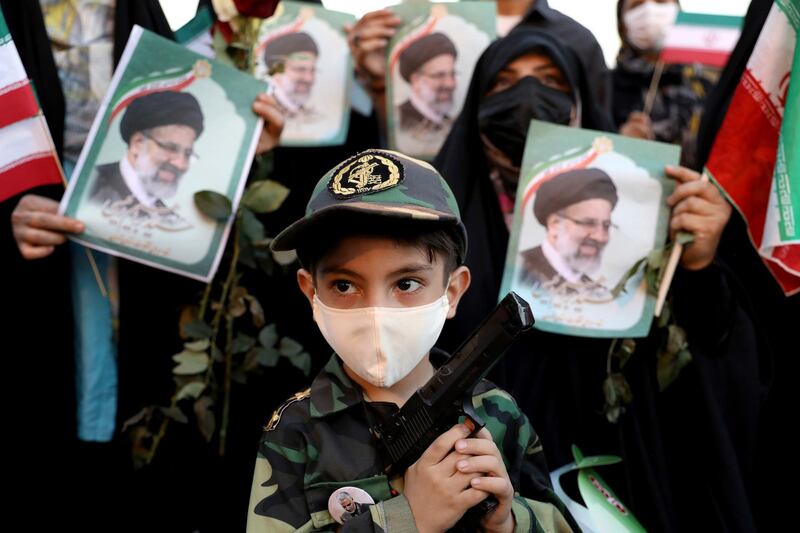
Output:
[388, 264, 434, 277]
[318, 266, 365, 280]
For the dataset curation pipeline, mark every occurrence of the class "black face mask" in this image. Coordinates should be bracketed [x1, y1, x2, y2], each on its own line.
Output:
[477, 76, 574, 166]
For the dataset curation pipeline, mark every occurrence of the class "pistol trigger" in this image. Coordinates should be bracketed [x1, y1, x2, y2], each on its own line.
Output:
[461, 393, 485, 436]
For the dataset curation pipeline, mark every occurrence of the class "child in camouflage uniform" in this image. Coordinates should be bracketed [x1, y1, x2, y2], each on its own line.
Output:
[247, 150, 577, 532]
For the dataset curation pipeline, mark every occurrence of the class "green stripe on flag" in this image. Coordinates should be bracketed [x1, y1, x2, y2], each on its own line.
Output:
[0, 5, 11, 43]
[777, 0, 800, 31]
[776, 29, 800, 241]
[676, 12, 743, 29]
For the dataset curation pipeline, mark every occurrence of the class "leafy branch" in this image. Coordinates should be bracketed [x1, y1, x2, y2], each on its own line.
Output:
[122, 157, 312, 467]
[601, 232, 695, 424]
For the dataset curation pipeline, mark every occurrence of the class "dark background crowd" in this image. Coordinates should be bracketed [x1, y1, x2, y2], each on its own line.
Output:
[1, 0, 795, 531]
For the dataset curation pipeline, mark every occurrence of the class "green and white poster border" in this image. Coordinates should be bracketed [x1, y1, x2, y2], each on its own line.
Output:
[60, 26, 265, 282]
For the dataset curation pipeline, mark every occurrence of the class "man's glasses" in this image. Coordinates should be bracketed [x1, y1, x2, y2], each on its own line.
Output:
[142, 132, 199, 162]
[556, 212, 617, 232]
[419, 69, 457, 82]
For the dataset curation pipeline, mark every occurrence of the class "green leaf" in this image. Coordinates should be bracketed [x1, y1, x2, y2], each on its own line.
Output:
[255, 346, 280, 367]
[241, 207, 266, 243]
[657, 347, 693, 392]
[243, 348, 260, 372]
[158, 406, 188, 424]
[602, 373, 633, 424]
[182, 319, 213, 340]
[616, 339, 636, 369]
[184, 339, 210, 352]
[228, 286, 248, 318]
[289, 351, 312, 377]
[242, 179, 289, 213]
[665, 324, 688, 355]
[121, 407, 152, 432]
[272, 249, 298, 266]
[571, 445, 585, 464]
[245, 295, 266, 328]
[278, 336, 303, 357]
[676, 231, 695, 245]
[172, 351, 210, 375]
[194, 190, 232, 221]
[258, 324, 279, 348]
[194, 396, 216, 442]
[176, 381, 206, 401]
[646, 249, 664, 270]
[609, 257, 646, 298]
[232, 333, 256, 354]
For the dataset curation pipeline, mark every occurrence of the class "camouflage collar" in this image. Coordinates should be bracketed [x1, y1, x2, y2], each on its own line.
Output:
[309, 355, 364, 418]
[308, 350, 451, 418]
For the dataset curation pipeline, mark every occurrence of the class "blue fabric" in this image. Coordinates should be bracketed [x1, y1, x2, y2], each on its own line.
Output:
[65, 159, 118, 442]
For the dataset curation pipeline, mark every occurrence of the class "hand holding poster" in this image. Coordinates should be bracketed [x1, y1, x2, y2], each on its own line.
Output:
[386, 1, 495, 160]
[59, 26, 266, 282]
[252, 2, 355, 146]
[500, 121, 679, 338]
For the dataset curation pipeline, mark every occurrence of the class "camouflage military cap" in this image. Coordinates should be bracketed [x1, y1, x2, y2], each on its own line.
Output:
[270, 149, 467, 260]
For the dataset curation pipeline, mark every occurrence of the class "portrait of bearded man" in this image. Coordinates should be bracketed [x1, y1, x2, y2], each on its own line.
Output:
[396, 32, 458, 136]
[263, 32, 319, 118]
[519, 168, 618, 292]
[88, 91, 203, 209]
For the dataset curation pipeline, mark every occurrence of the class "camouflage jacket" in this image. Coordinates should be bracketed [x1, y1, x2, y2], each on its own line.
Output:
[247, 351, 577, 532]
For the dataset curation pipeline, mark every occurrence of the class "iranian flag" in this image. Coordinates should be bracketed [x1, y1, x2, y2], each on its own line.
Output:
[660, 12, 743, 68]
[705, 0, 800, 294]
[0, 6, 63, 202]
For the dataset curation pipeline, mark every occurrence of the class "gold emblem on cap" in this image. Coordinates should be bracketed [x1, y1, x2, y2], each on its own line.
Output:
[193, 60, 212, 79]
[331, 153, 401, 197]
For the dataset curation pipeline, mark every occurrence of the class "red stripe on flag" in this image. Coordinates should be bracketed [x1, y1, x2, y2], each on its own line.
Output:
[766, 254, 800, 295]
[0, 81, 39, 129]
[0, 153, 63, 202]
[706, 71, 781, 245]
[660, 47, 731, 68]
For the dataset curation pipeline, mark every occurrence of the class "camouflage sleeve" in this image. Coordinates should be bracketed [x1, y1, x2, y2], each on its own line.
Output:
[477, 387, 581, 533]
[247, 429, 320, 533]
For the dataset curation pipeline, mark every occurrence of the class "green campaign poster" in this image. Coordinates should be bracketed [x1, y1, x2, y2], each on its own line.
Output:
[60, 26, 266, 282]
[253, 1, 355, 147]
[499, 120, 680, 338]
[385, 0, 495, 160]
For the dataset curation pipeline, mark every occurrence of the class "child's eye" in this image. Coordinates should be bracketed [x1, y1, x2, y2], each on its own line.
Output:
[332, 280, 356, 294]
[396, 279, 422, 292]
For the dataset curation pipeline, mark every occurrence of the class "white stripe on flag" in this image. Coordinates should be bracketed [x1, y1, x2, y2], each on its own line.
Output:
[0, 115, 52, 172]
[0, 39, 27, 91]
[663, 24, 741, 54]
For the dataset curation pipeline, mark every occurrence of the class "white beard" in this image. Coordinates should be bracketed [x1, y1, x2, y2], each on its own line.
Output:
[553, 225, 604, 277]
[134, 150, 180, 200]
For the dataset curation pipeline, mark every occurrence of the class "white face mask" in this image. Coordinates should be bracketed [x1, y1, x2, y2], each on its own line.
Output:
[623, 1, 679, 52]
[312, 292, 451, 388]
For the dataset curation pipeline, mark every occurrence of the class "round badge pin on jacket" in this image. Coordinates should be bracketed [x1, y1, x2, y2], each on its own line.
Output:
[328, 486, 375, 524]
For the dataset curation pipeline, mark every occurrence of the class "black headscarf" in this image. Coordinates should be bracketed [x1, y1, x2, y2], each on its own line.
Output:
[434, 27, 611, 348]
